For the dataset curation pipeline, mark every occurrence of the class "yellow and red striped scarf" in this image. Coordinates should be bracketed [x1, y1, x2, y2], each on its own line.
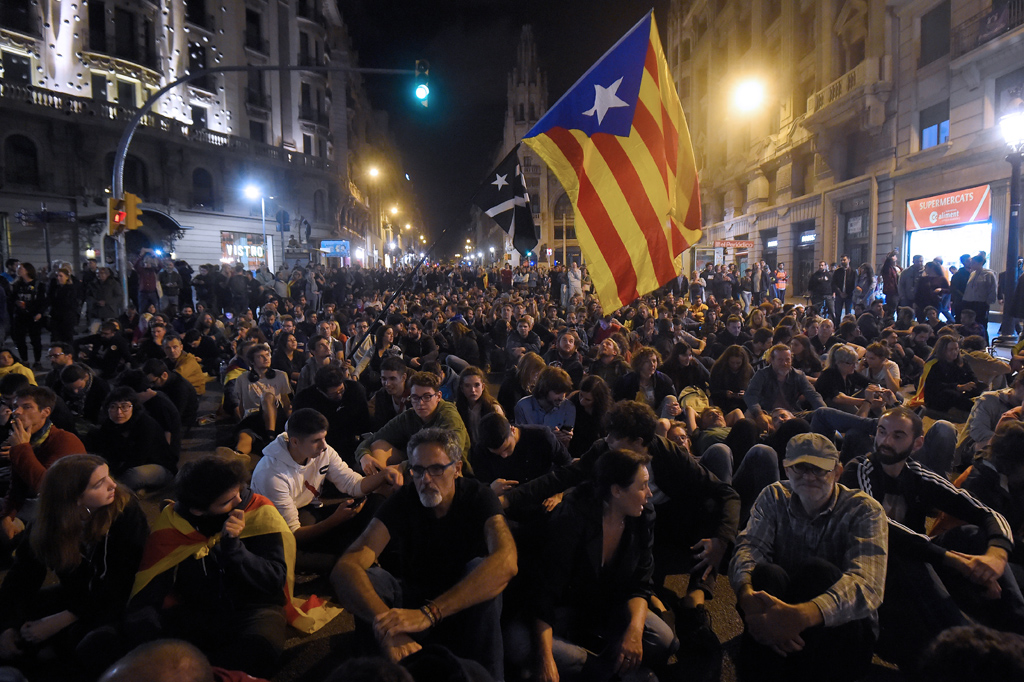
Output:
[906, 358, 937, 409]
[131, 493, 341, 633]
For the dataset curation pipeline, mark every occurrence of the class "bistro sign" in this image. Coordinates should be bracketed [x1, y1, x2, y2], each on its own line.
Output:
[906, 184, 991, 232]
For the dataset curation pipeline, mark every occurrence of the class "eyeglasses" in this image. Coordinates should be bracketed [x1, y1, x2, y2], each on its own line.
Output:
[108, 402, 133, 413]
[47, 352, 65, 359]
[787, 463, 834, 479]
[409, 461, 456, 478]
[409, 393, 438, 403]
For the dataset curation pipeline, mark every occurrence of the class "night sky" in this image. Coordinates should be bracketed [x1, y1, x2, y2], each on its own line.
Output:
[338, 0, 672, 254]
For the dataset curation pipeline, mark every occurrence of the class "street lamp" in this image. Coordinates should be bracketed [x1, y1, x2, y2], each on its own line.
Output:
[998, 92, 1024, 343]
[733, 78, 766, 114]
[243, 184, 269, 270]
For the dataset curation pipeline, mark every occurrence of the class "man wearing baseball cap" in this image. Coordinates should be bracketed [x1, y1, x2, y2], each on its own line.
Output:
[730, 433, 888, 682]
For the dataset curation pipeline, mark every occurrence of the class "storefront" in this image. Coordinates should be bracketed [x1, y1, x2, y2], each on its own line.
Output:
[905, 185, 993, 269]
[221, 231, 272, 271]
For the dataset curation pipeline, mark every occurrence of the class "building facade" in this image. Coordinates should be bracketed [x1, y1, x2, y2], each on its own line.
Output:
[668, 0, 1022, 301]
[0, 0, 414, 278]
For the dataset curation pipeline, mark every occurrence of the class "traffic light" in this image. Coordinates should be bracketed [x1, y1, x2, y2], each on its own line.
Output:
[124, 192, 143, 231]
[414, 59, 429, 107]
[107, 197, 126, 235]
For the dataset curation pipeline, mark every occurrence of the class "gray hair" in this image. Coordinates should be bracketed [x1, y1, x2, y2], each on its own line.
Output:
[408, 427, 462, 465]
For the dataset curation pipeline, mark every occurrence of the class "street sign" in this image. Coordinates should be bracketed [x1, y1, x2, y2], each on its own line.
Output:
[16, 210, 76, 224]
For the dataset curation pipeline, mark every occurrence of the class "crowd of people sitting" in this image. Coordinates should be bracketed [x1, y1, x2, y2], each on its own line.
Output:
[0, 248, 1024, 682]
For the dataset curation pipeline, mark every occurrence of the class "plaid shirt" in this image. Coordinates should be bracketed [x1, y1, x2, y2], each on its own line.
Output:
[730, 481, 888, 631]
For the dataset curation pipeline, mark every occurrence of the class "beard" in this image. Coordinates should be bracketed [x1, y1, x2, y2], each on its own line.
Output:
[874, 443, 913, 466]
[417, 487, 443, 508]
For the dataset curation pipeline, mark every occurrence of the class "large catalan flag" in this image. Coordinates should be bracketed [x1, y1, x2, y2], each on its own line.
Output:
[523, 11, 701, 311]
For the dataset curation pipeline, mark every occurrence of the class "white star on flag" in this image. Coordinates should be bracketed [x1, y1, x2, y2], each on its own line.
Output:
[491, 173, 508, 190]
[582, 77, 628, 124]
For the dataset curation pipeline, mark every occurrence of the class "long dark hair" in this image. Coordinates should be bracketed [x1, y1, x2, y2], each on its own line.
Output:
[31, 455, 132, 573]
[456, 366, 500, 418]
[710, 345, 753, 384]
[578, 374, 612, 419]
[592, 449, 651, 504]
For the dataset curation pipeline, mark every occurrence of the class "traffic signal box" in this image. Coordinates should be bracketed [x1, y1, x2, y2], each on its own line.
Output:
[107, 193, 143, 235]
[414, 60, 429, 107]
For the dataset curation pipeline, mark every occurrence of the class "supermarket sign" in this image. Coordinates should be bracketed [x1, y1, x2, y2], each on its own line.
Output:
[906, 184, 991, 232]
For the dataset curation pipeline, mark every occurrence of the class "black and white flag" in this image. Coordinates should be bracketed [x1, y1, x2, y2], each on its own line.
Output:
[472, 143, 539, 256]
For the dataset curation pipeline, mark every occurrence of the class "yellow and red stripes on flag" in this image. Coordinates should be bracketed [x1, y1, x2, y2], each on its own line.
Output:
[131, 494, 342, 634]
[524, 15, 701, 311]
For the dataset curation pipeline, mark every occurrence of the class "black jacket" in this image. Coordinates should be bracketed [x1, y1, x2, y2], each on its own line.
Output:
[612, 371, 676, 409]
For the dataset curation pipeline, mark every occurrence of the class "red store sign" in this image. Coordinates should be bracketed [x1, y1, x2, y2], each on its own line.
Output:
[906, 184, 991, 232]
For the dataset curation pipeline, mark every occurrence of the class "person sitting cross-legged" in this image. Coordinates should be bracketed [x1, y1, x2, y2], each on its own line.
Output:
[251, 408, 402, 575]
[729, 433, 888, 682]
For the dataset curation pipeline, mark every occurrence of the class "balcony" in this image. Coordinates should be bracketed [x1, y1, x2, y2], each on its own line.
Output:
[952, 1, 1024, 60]
[296, 1, 325, 24]
[244, 34, 269, 56]
[298, 53, 324, 69]
[299, 105, 329, 126]
[245, 89, 271, 110]
[185, 12, 216, 33]
[802, 56, 893, 132]
[0, 82, 331, 172]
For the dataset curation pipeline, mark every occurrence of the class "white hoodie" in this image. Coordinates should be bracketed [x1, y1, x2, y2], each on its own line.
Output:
[252, 432, 365, 531]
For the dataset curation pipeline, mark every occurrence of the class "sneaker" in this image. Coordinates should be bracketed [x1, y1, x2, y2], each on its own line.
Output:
[215, 446, 250, 463]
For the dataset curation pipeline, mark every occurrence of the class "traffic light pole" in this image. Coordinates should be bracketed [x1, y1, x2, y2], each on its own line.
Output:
[110, 63, 415, 309]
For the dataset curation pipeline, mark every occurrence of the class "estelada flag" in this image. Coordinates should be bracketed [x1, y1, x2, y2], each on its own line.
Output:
[472, 143, 539, 256]
[522, 11, 701, 311]
[131, 493, 343, 633]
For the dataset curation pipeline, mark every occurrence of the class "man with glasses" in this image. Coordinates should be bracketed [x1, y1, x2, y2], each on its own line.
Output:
[42, 342, 73, 390]
[730, 432, 887, 682]
[333, 427, 517, 678]
[356, 372, 470, 476]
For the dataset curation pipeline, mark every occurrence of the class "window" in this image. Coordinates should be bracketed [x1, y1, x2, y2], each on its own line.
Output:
[117, 81, 136, 107]
[681, 40, 691, 61]
[797, 7, 815, 58]
[919, 1, 950, 68]
[89, 1, 106, 51]
[314, 190, 326, 222]
[2, 51, 31, 84]
[191, 105, 207, 129]
[185, 0, 208, 27]
[192, 168, 213, 208]
[679, 77, 690, 99]
[189, 42, 212, 91]
[764, 0, 782, 26]
[249, 120, 266, 143]
[920, 100, 950, 149]
[92, 73, 108, 102]
[104, 153, 148, 198]
[303, 134, 312, 155]
[736, 13, 751, 56]
[245, 10, 264, 52]
[4, 135, 39, 186]
[114, 8, 137, 61]
[0, 0, 36, 36]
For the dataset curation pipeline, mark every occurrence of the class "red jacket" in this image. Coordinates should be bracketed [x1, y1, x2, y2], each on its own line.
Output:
[3, 427, 85, 517]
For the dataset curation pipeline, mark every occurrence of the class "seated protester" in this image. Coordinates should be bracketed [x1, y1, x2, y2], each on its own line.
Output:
[231, 343, 292, 455]
[744, 344, 826, 420]
[0, 387, 86, 555]
[882, 328, 919, 385]
[729, 433, 887, 682]
[369, 356, 411, 432]
[98, 639, 267, 682]
[789, 334, 823, 378]
[661, 341, 710, 393]
[471, 413, 571, 516]
[43, 343, 74, 390]
[840, 408, 1024, 670]
[454, 366, 504, 445]
[569, 375, 612, 459]
[0, 456, 148, 672]
[708, 315, 751, 359]
[588, 337, 631, 389]
[143, 359, 199, 430]
[0, 373, 76, 437]
[399, 319, 438, 371]
[251, 409, 401, 575]
[612, 346, 676, 413]
[59, 364, 110, 426]
[815, 344, 872, 415]
[958, 373, 1024, 465]
[961, 334, 1011, 390]
[332, 428, 517, 679]
[162, 335, 207, 396]
[0, 350, 35, 386]
[809, 318, 840, 357]
[504, 315, 542, 367]
[296, 334, 339, 394]
[903, 323, 935, 365]
[922, 305, 947, 334]
[276, 315, 307, 355]
[837, 319, 869, 348]
[421, 361, 459, 403]
[85, 388, 177, 492]
[709, 345, 754, 414]
[858, 341, 901, 393]
[497, 352, 546, 418]
[529, 449, 678, 681]
[920, 334, 983, 420]
[134, 322, 170, 364]
[955, 308, 988, 344]
[743, 327, 775, 373]
[515, 367, 576, 447]
[293, 366, 370, 467]
[127, 456, 289, 678]
[112, 369, 182, 462]
[74, 321, 131, 379]
[541, 330, 584, 389]
[355, 372, 471, 476]
[503, 401, 740, 639]
[183, 328, 220, 377]
[270, 332, 305, 387]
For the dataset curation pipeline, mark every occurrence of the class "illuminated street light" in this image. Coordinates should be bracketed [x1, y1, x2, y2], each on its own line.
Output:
[242, 184, 269, 269]
[405, 223, 411, 229]
[389, 241, 396, 250]
[369, 167, 380, 178]
[733, 79, 766, 113]
[390, 206, 399, 215]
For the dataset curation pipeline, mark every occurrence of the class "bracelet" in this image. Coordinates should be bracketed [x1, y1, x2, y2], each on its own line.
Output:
[419, 605, 437, 628]
[423, 599, 443, 625]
